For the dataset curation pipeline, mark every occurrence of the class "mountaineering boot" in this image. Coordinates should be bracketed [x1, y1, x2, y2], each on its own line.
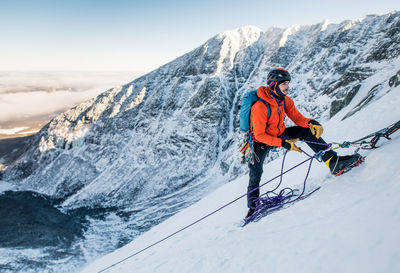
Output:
[245, 208, 255, 219]
[325, 153, 363, 176]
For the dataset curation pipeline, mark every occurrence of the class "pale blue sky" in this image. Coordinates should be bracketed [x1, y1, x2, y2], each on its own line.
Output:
[0, 0, 398, 73]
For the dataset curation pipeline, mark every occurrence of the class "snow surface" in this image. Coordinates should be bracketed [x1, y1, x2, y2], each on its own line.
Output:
[81, 78, 400, 273]
[0, 181, 14, 192]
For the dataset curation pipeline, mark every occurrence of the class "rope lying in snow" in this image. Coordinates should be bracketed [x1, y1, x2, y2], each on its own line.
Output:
[243, 147, 319, 225]
[98, 151, 318, 272]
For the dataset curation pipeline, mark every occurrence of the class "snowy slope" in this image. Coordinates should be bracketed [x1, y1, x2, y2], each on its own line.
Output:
[82, 84, 400, 273]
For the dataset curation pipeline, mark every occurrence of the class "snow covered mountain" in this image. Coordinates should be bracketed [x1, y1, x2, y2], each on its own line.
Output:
[1, 11, 400, 272]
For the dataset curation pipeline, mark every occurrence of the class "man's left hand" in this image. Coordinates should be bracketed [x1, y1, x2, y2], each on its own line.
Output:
[282, 138, 302, 153]
[308, 120, 324, 139]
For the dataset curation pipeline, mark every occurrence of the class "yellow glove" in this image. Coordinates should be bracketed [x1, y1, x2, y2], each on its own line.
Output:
[282, 138, 302, 153]
[308, 120, 324, 139]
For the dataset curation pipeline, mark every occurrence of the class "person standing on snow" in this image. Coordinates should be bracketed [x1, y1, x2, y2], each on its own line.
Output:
[245, 68, 361, 218]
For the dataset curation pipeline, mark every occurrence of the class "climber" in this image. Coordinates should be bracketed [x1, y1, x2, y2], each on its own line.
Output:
[245, 68, 361, 218]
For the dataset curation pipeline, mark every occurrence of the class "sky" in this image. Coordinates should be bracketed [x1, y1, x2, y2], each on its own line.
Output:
[0, 0, 399, 73]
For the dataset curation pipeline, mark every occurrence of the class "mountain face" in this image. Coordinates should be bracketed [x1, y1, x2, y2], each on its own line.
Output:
[1, 11, 400, 271]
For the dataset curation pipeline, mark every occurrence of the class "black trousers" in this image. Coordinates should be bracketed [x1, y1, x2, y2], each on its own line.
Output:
[247, 126, 336, 208]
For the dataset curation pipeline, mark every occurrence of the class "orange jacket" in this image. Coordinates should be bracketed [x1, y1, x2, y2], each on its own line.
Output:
[250, 86, 312, 146]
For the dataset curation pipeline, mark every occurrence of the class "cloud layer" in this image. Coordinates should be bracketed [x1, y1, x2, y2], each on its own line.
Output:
[0, 71, 141, 127]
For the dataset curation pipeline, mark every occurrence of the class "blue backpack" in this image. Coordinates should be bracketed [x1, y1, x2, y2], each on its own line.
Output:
[239, 90, 271, 133]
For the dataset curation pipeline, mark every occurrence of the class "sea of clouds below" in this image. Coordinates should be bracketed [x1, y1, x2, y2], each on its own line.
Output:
[0, 71, 143, 135]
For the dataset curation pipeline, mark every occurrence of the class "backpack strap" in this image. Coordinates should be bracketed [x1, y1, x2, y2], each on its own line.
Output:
[258, 97, 271, 120]
[283, 98, 286, 112]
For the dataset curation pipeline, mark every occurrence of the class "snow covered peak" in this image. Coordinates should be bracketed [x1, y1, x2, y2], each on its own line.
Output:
[320, 19, 332, 31]
[217, 25, 262, 40]
[207, 26, 263, 76]
[279, 24, 300, 47]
